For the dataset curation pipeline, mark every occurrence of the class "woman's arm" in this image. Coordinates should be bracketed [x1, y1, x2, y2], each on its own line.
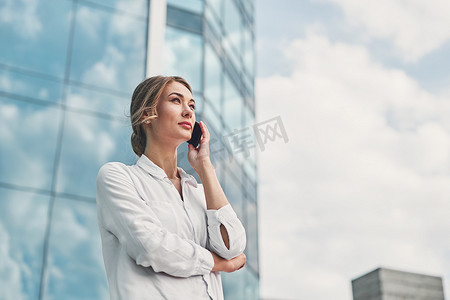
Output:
[96, 162, 214, 278]
[188, 121, 247, 260]
[197, 161, 231, 247]
[211, 251, 246, 273]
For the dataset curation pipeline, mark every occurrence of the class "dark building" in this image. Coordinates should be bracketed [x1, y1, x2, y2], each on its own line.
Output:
[352, 267, 445, 300]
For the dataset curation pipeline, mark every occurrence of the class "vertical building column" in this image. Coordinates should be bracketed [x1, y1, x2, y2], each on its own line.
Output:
[146, 0, 167, 77]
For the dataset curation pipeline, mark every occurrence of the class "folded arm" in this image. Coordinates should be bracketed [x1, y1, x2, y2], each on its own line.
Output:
[197, 162, 247, 260]
[96, 163, 214, 278]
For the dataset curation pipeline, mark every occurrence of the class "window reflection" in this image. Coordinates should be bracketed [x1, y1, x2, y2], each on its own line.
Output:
[204, 43, 223, 113]
[222, 268, 245, 300]
[0, 0, 71, 78]
[205, 2, 222, 38]
[45, 198, 108, 299]
[0, 188, 49, 300]
[66, 85, 130, 119]
[0, 98, 60, 190]
[223, 0, 243, 71]
[243, 26, 254, 78]
[167, 6, 203, 34]
[204, 102, 223, 135]
[164, 26, 203, 93]
[167, 0, 204, 14]
[242, 103, 257, 181]
[85, 0, 148, 17]
[70, 3, 147, 92]
[0, 68, 63, 104]
[55, 110, 134, 199]
[223, 75, 243, 131]
[244, 267, 260, 300]
[224, 167, 243, 220]
[207, 0, 222, 18]
[205, 120, 227, 172]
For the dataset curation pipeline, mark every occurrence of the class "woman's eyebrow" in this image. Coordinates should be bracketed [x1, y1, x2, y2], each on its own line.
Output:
[168, 92, 195, 103]
[168, 92, 184, 98]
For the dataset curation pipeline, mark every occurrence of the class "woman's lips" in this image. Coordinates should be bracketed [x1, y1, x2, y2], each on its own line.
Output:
[179, 123, 192, 129]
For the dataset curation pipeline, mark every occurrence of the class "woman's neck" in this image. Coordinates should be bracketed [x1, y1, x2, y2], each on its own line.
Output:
[144, 142, 179, 179]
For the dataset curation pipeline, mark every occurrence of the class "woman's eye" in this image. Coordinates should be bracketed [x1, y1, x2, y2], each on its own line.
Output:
[190, 105, 196, 110]
[172, 98, 180, 103]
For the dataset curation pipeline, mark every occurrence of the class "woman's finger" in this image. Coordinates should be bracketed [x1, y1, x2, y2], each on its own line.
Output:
[200, 121, 210, 140]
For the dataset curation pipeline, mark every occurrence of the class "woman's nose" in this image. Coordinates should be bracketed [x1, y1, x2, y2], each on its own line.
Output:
[182, 104, 193, 118]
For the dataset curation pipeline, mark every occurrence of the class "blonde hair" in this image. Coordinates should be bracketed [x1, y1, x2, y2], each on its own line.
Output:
[130, 75, 192, 157]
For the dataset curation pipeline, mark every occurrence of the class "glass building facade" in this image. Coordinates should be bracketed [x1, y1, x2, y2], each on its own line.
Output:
[0, 0, 258, 299]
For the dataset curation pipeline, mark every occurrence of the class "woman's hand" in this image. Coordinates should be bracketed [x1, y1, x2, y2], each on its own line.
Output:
[210, 252, 246, 273]
[188, 121, 212, 172]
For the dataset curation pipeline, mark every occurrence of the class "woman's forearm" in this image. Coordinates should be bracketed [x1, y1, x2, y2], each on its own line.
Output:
[197, 161, 228, 210]
[211, 251, 246, 272]
[197, 161, 230, 249]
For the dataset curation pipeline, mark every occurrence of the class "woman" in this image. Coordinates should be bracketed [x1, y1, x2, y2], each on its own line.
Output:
[96, 75, 247, 300]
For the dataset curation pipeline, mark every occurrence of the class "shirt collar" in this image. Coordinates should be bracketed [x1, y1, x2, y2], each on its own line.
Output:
[137, 154, 198, 187]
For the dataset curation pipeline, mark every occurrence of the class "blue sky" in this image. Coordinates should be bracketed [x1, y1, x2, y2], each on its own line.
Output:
[255, 0, 450, 299]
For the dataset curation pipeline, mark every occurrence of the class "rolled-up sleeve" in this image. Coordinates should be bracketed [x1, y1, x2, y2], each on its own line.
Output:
[96, 163, 214, 277]
[206, 204, 246, 260]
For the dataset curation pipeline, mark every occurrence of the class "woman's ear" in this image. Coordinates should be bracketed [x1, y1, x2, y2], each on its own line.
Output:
[141, 110, 152, 125]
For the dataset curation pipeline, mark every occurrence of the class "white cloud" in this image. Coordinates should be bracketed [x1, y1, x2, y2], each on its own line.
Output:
[77, 6, 102, 39]
[257, 31, 450, 300]
[0, 102, 54, 190]
[82, 46, 124, 88]
[323, 0, 450, 61]
[0, 223, 24, 299]
[0, 0, 42, 39]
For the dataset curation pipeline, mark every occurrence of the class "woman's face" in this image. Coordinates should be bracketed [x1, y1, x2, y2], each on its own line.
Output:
[149, 81, 196, 146]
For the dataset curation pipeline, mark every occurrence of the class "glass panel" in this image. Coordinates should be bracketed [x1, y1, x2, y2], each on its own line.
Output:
[204, 102, 222, 135]
[243, 26, 254, 78]
[223, 0, 243, 70]
[45, 198, 108, 299]
[243, 72, 254, 96]
[246, 201, 259, 272]
[205, 3, 222, 38]
[243, 102, 254, 129]
[167, 0, 204, 14]
[224, 168, 243, 220]
[86, 0, 148, 17]
[0, 98, 60, 190]
[204, 43, 222, 113]
[206, 122, 228, 171]
[222, 268, 245, 300]
[66, 85, 130, 119]
[70, 3, 147, 92]
[55, 110, 134, 199]
[193, 92, 204, 116]
[242, 103, 256, 180]
[244, 159, 257, 183]
[167, 5, 203, 34]
[0, 68, 63, 104]
[244, 267, 260, 300]
[207, 0, 223, 21]
[0, 0, 72, 78]
[242, 0, 252, 18]
[223, 75, 243, 130]
[0, 188, 49, 300]
[223, 39, 241, 76]
[164, 27, 203, 93]
[247, 181, 257, 203]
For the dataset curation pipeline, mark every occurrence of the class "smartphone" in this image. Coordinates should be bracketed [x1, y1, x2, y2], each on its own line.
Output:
[187, 121, 202, 148]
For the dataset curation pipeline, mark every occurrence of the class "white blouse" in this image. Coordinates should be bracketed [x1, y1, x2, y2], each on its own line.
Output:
[96, 154, 246, 300]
